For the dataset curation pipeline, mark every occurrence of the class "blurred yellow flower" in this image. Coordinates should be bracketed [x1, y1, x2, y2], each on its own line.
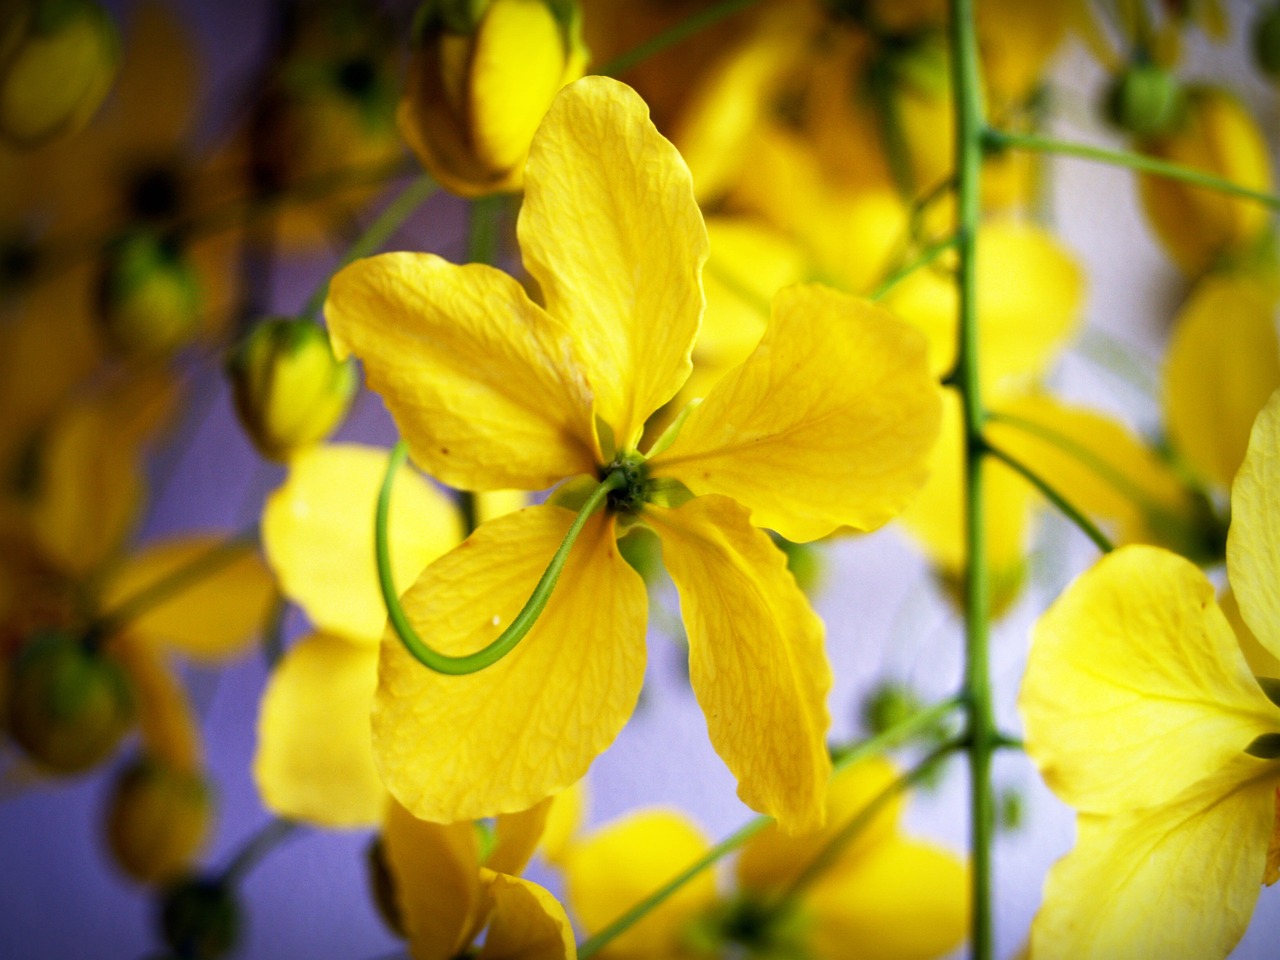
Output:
[1019, 388, 1280, 958]
[327, 76, 941, 832]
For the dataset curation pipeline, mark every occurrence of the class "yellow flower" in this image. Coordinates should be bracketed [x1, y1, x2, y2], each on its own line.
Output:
[563, 759, 968, 960]
[326, 76, 941, 832]
[1019, 388, 1280, 958]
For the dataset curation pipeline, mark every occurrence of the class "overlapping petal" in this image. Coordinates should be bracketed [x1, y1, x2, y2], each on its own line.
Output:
[563, 810, 716, 958]
[1228, 388, 1280, 661]
[651, 284, 940, 543]
[646, 496, 831, 832]
[518, 76, 708, 449]
[326, 253, 597, 490]
[262, 443, 462, 642]
[478, 870, 577, 960]
[1030, 757, 1277, 960]
[487, 796, 553, 878]
[108, 635, 201, 772]
[254, 632, 383, 827]
[373, 506, 646, 822]
[1021, 545, 1280, 814]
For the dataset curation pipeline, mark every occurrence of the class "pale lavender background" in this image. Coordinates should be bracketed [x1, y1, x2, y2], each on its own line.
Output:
[2, 2, 1280, 958]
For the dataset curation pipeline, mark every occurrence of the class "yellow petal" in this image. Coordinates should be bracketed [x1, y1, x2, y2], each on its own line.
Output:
[737, 758, 905, 894]
[646, 496, 831, 832]
[487, 796, 553, 878]
[101, 536, 276, 663]
[881, 222, 1084, 389]
[517, 76, 707, 449]
[977, 0, 1069, 105]
[383, 799, 484, 960]
[804, 836, 969, 960]
[1227, 388, 1280, 663]
[107, 636, 201, 773]
[253, 632, 383, 827]
[1020, 545, 1280, 815]
[539, 779, 587, 866]
[563, 809, 716, 957]
[1222, 588, 1280, 679]
[1164, 276, 1280, 490]
[326, 252, 598, 491]
[478, 870, 577, 960]
[373, 505, 647, 822]
[112, 2, 198, 158]
[1030, 758, 1277, 960]
[262, 443, 462, 643]
[652, 284, 941, 543]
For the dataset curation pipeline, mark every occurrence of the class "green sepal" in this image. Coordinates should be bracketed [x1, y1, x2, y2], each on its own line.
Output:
[1244, 732, 1280, 759]
[1255, 676, 1280, 709]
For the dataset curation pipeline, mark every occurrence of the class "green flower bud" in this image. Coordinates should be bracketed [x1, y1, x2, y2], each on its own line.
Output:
[0, 0, 119, 146]
[399, 0, 587, 196]
[1253, 5, 1280, 77]
[105, 757, 214, 885]
[226, 317, 357, 461]
[997, 787, 1025, 832]
[7, 630, 134, 774]
[97, 231, 203, 358]
[158, 876, 241, 960]
[1102, 62, 1187, 140]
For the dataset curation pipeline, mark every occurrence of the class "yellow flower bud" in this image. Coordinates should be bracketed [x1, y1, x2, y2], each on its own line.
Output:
[7, 630, 135, 774]
[399, 0, 587, 196]
[227, 317, 357, 461]
[97, 231, 203, 357]
[0, 0, 118, 146]
[105, 757, 214, 885]
[1137, 86, 1274, 276]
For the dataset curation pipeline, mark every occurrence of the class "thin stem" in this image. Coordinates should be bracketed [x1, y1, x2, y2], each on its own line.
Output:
[983, 441, 1117, 553]
[219, 818, 298, 885]
[575, 695, 965, 958]
[377, 442, 625, 676]
[94, 528, 259, 637]
[595, 0, 762, 77]
[868, 57, 918, 203]
[300, 175, 436, 318]
[870, 235, 959, 301]
[950, 2, 996, 957]
[985, 129, 1280, 211]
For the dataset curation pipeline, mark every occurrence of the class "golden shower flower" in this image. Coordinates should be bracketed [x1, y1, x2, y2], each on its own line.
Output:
[1019, 388, 1280, 959]
[399, 0, 587, 197]
[326, 76, 941, 831]
[563, 759, 968, 960]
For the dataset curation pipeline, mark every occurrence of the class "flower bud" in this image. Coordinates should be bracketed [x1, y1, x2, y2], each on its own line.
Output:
[105, 757, 214, 885]
[226, 317, 357, 461]
[0, 0, 118, 146]
[1102, 62, 1186, 139]
[364, 836, 406, 938]
[7, 630, 134, 774]
[158, 876, 241, 960]
[97, 231, 203, 358]
[1137, 86, 1274, 276]
[1253, 4, 1280, 78]
[399, 0, 588, 196]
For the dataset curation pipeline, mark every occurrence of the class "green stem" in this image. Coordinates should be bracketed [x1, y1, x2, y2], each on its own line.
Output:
[93, 529, 259, 638]
[301, 175, 436, 318]
[595, 0, 762, 77]
[868, 57, 918, 203]
[774, 739, 963, 906]
[950, 2, 996, 958]
[575, 695, 965, 958]
[377, 442, 625, 675]
[983, 441, 1117, 553]
[870, 235, 958, 301]
[985, 129, 1280, 210]
[467, 195, 505, 265]
[219, 818, 298, 885]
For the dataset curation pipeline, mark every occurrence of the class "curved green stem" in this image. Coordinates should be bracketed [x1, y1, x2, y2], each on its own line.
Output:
[377, 442, 624, 676]
[983, 441, 1117, 554]
[871, 235, 959, 301]
[595, 0, 762, 77]
[575, 695, 964, 959]
[219, 817, 299, 885]
[984, 129, 1280, 210]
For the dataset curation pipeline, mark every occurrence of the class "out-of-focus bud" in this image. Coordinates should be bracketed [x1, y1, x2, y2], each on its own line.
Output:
[399, 0, 588, 196]
[0, 0, 118, 146]
[105, 756, 214, 885]
[364, 837, 406, 938]
[1102, 61, 1186, 139]
[1253, 5, 1280, 77]
[7, 630, 134, 774]
[226, 317, 357, 461]
[158, 875, 241, 960]
[97, 231, 203, 358]
[1137, 86, 1274, 276]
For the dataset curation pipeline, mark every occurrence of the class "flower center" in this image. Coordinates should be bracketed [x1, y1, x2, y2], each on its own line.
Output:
[603, 452, 648, 516]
